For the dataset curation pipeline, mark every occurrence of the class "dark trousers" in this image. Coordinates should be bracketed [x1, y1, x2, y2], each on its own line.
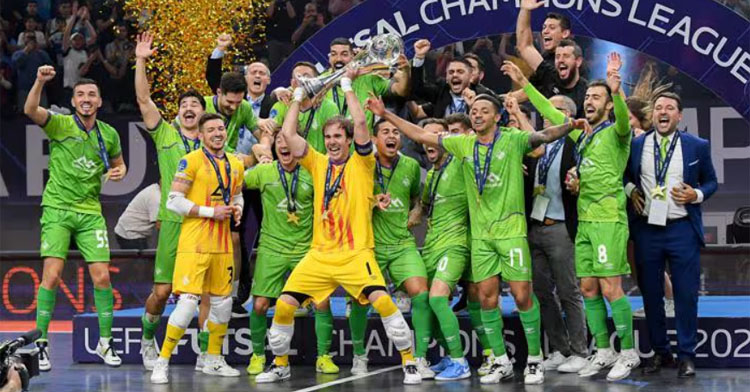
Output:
[115, 234, 148, 250]
[633, 217, 701, 360]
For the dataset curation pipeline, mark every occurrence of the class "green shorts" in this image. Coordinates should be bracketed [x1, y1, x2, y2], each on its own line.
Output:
[374, 244, 427, 289]
[154, 221, 181, 284]
[575, 221, 630, 277]
[40, 207, 109, 262]
[422, 246, 469, 290]
[251, 246, 305, 298]
[471, 237, 531, 282]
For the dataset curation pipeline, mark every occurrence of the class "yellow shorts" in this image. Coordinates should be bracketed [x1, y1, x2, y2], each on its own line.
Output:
[172, 252, 234, 296]
[282, 250, 387, 305]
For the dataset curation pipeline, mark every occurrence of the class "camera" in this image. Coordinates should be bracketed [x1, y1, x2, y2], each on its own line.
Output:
[0, 330, 41, 391]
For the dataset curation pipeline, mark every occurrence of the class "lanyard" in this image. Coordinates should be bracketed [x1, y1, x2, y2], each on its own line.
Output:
[74, 115, 110, 170]
[202, 147, 232, 205]
[473, 130, 501, 196]
[173, 121, 200, 153]
[426, 155, 453, 219]
[375, 154, 400, 193]
[301, 108, 317, 140]
[653, 132, 680, 187]
[332, 87, 348, 116]
[213, 96, 232, 129]
[574, 120, 611, 176]
[277, 161, 300, 212]
[537, 139, 564, 187]
[323, 159, 348, 211]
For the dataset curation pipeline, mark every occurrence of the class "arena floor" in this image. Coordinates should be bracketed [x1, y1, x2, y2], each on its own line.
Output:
[9, 332, 747, 392]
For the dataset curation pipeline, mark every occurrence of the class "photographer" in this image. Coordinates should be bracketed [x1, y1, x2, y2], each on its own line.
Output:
[0, 366, 22, 392]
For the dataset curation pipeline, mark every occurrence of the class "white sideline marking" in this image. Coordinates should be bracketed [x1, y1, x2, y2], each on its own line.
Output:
[292, 365, 402, 392]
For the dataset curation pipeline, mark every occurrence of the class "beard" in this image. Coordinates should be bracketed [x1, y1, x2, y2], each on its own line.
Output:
[557, 68, 577, 86]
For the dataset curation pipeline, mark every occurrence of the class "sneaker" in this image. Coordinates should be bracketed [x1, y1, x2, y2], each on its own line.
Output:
[395, 292, 411, 313]
[435, 358, 471, 381]
[247, 353, 266, 375]
[403, 360, 422, 384]
[231, 297, 249, 318]
[96, 338, 122, 367]
[524, 361, 545, 385]
[415, 357, 435, 379]
[195, 352, 207, 371]
[477, 349, 492, 376]
[632, 307, 646, 318]
[607, 350, 641, 381]
[351, 354, 369, 375]
[578, 349, 617, 377]
[256, 363, 291, 383]
[141, 338, 159, 370]
[557, 355, 589, 373]
[542, 351, 567, 371]
[36, 340, 51, 371]
[294, 303, 311, 317]
[202, 354, 241, 377]
[429, 356, 452, 373]
[479, 355, 513, 384]
[664, 299, 675, 318]
[316, 354, 340, 374]
[150, 357, 169, 384]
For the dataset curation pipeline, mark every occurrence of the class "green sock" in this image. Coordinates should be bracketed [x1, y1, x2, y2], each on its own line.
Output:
[518, 295, 542, 357]
[411, 292, 432, 358]
[468, 301, 490, 351]
[348, 302, 369, 356]
[250, 311, 267, 356]
[480, 308, 506, 356]
[315, 308, 334, 356]
[584, 296, 611, 349]
[93, 287, 114, 339]
[610, 296, 634, 350]
[429, 295, 463, 359]
[199, 330, 209, 353]
[432, 319, 448, 352]
[36, 286, 57, 340]
[141, 313, 161, 340]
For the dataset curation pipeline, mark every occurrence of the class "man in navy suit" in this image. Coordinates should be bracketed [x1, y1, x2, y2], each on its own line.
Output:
[625, 91, 718, 378]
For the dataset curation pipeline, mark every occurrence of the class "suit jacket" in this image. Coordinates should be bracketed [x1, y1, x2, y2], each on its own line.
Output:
[625, 130, 718, 245]
[205, 56, 275, 118]
[412, 64, 494, 118]
[523, 136, 579, 240]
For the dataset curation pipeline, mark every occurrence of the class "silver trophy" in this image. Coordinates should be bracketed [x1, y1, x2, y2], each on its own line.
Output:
[297, 33, 404, 99]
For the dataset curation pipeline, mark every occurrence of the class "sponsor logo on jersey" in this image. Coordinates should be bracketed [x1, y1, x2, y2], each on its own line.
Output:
[485, 172, 503, 188]
[389, 197, 405, 209]
[72, 156, 98, 175]
[401, 177, 410, 187]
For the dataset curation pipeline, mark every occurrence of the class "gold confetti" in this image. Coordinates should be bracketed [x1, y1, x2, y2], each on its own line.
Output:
[124, 0, 269, 117]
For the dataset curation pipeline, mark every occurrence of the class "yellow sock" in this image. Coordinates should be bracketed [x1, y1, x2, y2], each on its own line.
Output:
[274, 355, 289, 366]
[206, 320, 228, 355]
[399, 349, 415, 365]
[274, 300, 297, 325]
[159, 324, 185, 359]
[371, 295, 398, 317]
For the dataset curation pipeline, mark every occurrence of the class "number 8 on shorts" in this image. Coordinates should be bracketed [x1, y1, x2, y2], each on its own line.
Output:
[575, 221, 630, 277]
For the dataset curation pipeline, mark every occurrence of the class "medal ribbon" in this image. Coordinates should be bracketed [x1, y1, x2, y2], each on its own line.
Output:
[202, 147, 232, 205]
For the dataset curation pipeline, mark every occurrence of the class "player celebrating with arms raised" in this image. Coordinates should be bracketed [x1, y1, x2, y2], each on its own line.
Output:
[25, 65, 127, 371]
[255, 69, 422, 385]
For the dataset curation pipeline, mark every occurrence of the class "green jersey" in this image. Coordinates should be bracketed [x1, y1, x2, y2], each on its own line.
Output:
[440, 129, 531, 240]
[204, 95, 257, 153]
[245, 162, 313, 255]
[524, 83, 631, 223]
[422, 155, 469, 250]
[41, 113, 122, 215]
[147, 119, 201, 222]
[372, 153, 421, 248]
[269, 98, 339, 153]
[323, 72, 390, 131]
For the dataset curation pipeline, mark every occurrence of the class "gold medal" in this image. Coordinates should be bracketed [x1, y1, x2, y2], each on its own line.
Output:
[534, 185, 546, 197]
[287, 211, 300, 225]
[650, 185, 666, 200]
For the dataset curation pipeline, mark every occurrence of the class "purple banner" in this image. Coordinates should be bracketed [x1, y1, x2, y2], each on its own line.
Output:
[271, 0, 750, 120]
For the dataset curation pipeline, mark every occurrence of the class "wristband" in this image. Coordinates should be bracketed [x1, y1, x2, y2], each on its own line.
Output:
[340, 77, 353, 92]
[198, 206, 215, 218]
[293, 87, 305, 102]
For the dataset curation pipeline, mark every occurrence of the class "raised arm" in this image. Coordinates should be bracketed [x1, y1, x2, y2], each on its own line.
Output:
[367, 93, 440, 148]
[529, 117, 589, 148]
[206, 33, 231, 93]
[502, 61, 567, 125]
[134, 32, 162, 130]
[23, 65, 54, 125]
[282, 88, 310, 157]
[410, 39, 441, 103]
[515, 0, 545, 71]
[342, 70, 369, 145]
[606, 52, 630, 138]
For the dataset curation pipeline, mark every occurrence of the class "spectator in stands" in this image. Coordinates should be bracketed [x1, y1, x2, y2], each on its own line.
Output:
[265, 0, 302, 70]
[0, 32, 13, 118]
[328, 0, 358, 18]
[104, 22, 135, 111]
[462, 52, 496, 97]
[114, 183, 161, 250]
[12, 32, 51, 109]
[17, 17, 46, 49]
[412, 39, 476, 118]
[46, 1, 71, 64]
[292, 2, 324, 47]
[23, 1, 45, 26]
[61, 31, 88, 105]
